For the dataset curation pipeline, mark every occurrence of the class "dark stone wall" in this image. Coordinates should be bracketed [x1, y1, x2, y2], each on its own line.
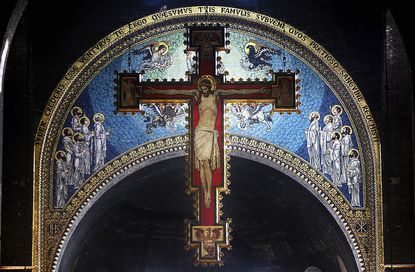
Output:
[1, 11, 33, 265]
[1, 0, 414, 267]
[382, 11, 415, 264]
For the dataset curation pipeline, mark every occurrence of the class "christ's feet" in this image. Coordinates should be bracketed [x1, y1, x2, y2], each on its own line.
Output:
[204, 193, 211, 208]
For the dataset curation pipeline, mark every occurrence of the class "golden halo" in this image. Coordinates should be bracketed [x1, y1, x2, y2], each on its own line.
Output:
[197, 75, 217, 91]
[72, 132, 84, 142]
[93, 113, 105, 123]
[80, 116, 90, 126]
[323, 114, 334, 123]
[71, 106, 83, 116]
[341, 125, 352, 135]
[61, 127, 74, 137]
[244, 41, 258, 54]
[153, 41, 169, 55]
[331, 132, 342, 140]
[331, 104, 343, 115]
[308, 111, 320, 120]
[55, 150, 66, 161]
[348, 148, 359, 158]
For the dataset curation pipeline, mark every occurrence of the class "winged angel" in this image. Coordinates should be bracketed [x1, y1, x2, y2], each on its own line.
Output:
[142, 103, 186, 134]
[133, 41, 173, 72]
[240, 40, 281, 71]
[230, 103, 273, 132]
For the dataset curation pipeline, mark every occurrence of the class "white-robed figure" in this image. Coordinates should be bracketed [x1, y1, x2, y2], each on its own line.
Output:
[340, 126, 353, 184]
[145, 75, 270, 208]
[73, 133, 86, 189]
[80, 116, 93, 175]
[71, 106, 83, 133]
[331, 132, 342, 187]
[306, 111, 321, 170]
[331, 105, 343, 133]
[62, 127, 74, 185]
[55, 150, 69, 208]
[347, 149, 361, 206]
[93, 113, 108, 171]
[320, 115, 334, 175]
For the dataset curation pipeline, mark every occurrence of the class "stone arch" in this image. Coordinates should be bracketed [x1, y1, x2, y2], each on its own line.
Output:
[226, 136, 366, 270]
[33, 6, 382, 271]
[53, 137, 188, 271]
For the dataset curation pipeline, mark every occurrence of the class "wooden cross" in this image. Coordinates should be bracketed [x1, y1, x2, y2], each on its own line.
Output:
[116, 26, 299, 265]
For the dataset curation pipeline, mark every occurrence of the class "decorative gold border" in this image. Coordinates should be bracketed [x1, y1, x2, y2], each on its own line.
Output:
[33, 6, 382, 272]
[225, 134, 371, 270]
[51, 135, 189, 271]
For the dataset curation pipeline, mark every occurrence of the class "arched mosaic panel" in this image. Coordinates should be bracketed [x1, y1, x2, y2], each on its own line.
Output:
[34, 6, 382, 272]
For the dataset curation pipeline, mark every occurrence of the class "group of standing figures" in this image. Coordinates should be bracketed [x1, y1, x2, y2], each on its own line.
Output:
[305, 105, 361, 207]
[55, 107, 109, 208]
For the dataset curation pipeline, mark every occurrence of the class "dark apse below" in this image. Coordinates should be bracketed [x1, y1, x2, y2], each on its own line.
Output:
[59, 157, 357, 272]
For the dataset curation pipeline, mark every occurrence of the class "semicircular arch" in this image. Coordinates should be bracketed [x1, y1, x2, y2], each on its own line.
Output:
[33, 6, 382, 272]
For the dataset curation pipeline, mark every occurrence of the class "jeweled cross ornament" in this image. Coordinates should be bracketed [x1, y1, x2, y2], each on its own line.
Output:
[116, 26, 298, 265]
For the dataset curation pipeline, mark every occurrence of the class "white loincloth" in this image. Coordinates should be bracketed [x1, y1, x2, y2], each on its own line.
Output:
[194, 126, 220, 171]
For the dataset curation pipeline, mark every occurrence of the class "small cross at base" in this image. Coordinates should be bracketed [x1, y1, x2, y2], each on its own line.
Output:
[186, 219, 232, 266]
[115, 25, 301, 266]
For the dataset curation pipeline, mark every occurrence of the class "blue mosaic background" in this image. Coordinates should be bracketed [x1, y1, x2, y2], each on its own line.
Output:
[218, 31, 285, 81]
[54, 29, 362, 208]
[58, 31, 191, 159]
[129, 30, 191, 81]
[223, 33, 362, 206]
[65, 62, 189, 159]
[53, 31, 192, 207]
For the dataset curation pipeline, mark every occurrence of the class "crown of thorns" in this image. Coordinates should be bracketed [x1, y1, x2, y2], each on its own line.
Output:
[197, 75, 217, 91]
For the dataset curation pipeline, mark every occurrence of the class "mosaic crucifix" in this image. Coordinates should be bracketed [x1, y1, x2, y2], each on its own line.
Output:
[116, 26, 299, 265]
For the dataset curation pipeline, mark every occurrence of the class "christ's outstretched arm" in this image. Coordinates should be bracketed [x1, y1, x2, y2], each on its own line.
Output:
[217, 87, 271, 96]
[145, 87, 198, 98]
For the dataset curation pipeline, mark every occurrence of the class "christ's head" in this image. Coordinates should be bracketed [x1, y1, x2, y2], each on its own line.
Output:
[199, 79, 214, 97]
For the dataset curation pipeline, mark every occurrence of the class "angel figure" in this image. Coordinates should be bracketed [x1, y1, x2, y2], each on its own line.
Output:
[240, 40, 282, 71]
[133, 41, 173, 72]
[231, 103, 273, 131]
[143, 103, 185, 134]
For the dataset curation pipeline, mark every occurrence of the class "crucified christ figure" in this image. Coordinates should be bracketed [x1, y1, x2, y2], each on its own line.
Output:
[146, 75, 269, 208]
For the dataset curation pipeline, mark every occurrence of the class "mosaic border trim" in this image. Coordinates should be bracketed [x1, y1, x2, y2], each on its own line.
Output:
[33, 6, 382, 271]
[45, 135, 189, 271]
[51, 136, 188, 271]
[226, 135, 372, 271]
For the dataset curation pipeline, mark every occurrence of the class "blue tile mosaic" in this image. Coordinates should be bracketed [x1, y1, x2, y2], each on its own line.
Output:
[224, 32, 363, 207]
[54, 29, 363, 208]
